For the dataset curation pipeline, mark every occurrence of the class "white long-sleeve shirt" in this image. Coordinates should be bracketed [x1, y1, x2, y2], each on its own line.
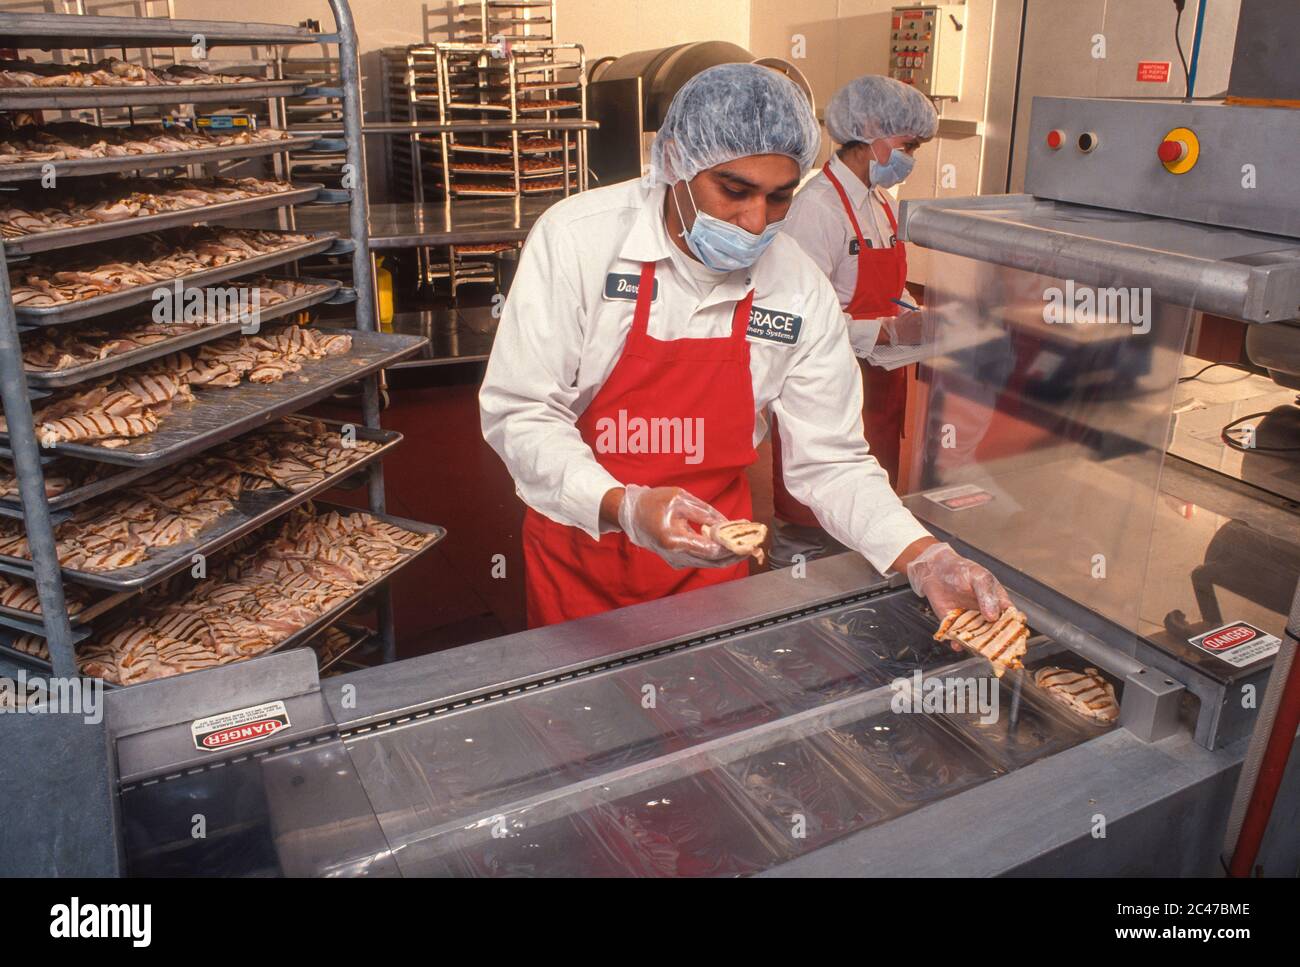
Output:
[479, 176, 929, 574]
[782, 153, 903, 352]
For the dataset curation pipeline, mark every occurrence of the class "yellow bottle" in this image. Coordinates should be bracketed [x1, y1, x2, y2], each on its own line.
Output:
[375, 256, 394, 332]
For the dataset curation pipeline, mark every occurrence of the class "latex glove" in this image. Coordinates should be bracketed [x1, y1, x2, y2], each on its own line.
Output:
[907, 541, 1012, 623]
[881, 308, 924, 346]
[617, 484, 743, 569]
[846, 316, 884, 358]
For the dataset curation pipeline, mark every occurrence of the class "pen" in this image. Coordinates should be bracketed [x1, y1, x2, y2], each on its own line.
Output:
[891, 298, 921, 312]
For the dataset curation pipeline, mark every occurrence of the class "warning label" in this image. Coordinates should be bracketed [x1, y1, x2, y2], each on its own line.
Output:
[1188, 621, 1282, 668]
[1137, 60, 1172, 83]
[191, 700, 291, 752]
[922, 483, 994, 512]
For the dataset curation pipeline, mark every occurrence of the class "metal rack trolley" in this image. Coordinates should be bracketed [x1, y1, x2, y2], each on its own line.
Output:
[0, 1, 424, 681]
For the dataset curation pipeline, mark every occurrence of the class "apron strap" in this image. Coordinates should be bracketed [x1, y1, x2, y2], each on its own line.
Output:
[730, 288, 756, 342]
[877, 187, 900, 239]
[823, 161, 869, 249]
[629, 260, 657, 339]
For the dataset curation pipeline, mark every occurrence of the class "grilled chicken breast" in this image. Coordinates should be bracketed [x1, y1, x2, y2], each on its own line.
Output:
[934, 606, 1029, 677]
[1033, 666, 1120, 723]
[707, 519, 767, 566]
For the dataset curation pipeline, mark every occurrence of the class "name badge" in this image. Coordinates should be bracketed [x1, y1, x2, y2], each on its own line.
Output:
[603, 272, 658, 302]
[746, 305, 803, 346]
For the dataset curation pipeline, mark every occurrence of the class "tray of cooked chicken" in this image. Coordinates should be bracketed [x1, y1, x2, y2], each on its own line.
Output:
[1, 176, 321, 255]
[1, 456, 153, 514]
[0, 569, 130, 630]
[0, 328, 425, 466]
[0, 123, 314, 182]
[8, 227, 338, 324]
[0, 417, 402, 591]
[21, 276, 341, 388]
[0, 58, 306, 109]
[0, 501, 444, 685]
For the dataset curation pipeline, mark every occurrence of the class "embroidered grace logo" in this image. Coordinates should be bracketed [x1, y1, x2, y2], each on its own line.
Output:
[594, 409, 705, 465]
[1041, 281, 1151, 335]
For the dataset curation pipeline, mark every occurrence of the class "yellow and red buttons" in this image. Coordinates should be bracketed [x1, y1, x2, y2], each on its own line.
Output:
[1046, 129, 1065, 150]
[1158, 126, 1199, 174]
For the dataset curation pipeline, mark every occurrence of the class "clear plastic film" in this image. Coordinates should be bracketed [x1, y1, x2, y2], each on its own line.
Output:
[326, 594, 1104, 877]
[902, 251, 1194, 636]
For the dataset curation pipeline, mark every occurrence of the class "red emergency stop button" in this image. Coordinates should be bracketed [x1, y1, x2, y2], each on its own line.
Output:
[1158, 139, 1187, 163]
[1159, 126, 1199, 173]
[1046, 129, 1065, 150]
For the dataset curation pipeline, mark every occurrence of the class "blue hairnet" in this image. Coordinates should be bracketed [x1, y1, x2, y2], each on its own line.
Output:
[649, 63, 821, 186]
[825, 75, 938, 145]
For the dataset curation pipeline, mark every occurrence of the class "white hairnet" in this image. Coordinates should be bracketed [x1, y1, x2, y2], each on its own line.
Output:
[649, 63, 821, 186]
[825, 75, 938, 145]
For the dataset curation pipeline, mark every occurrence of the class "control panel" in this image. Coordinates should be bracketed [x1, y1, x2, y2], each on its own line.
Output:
[889, 4, 966, 98]
[1025, 97, 1300, 239]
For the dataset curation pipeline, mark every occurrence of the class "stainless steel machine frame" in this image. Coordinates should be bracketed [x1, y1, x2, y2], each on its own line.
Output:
[93, 553, 1300, 877]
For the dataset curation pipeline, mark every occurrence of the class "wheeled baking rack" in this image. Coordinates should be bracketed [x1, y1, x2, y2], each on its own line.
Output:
[0, 2, 435, 682]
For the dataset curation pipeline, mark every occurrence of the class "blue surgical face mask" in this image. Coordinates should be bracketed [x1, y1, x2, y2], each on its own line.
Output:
[672, 181, 783, 272]
[869, 145, 915, 189]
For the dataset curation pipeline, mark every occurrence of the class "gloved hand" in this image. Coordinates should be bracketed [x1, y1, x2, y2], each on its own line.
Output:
[907, 541, 1012, 622]
[846, 316, 884, 358]
[881, 308, 924, 346]
[617, 484, 743, 569]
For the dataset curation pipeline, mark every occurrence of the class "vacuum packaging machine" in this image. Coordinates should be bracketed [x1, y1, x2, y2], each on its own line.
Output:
[64, 545, 1296, 877]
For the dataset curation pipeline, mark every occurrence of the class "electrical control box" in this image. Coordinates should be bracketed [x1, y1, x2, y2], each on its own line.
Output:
[889, 4, 966, 98]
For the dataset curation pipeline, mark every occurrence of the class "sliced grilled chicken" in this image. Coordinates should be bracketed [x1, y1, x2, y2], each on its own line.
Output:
[1034, 666, 1120, 723]
[934, 606, 1030, 677]
[707, 520, 768, 566]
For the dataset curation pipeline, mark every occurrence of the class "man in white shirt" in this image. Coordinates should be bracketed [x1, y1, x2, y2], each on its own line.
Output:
[773, 75, 938, 567]
[480, 63, 1008, 629]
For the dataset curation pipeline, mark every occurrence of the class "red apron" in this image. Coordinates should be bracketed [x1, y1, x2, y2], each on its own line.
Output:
[772, 161, 909, 526]
[523, 260, 758, 628]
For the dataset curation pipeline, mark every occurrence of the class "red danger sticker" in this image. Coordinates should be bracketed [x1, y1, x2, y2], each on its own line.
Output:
[191, 701, 291, 752]
[1188, 621, 1281, 668]
[1201, 626, 1256, 650]
[1137, 61, 1171, 83]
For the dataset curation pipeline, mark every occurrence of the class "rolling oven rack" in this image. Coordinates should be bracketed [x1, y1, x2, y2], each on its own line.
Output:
[376, 35, 589, 298]
[0, 2, 430, 682]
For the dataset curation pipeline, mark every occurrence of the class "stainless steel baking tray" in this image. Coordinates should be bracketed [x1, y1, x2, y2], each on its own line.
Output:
[23, 276, 341, 389]
[0, 425, 404, 592]
[0, 586, 132, 630]
[313, 622, 373, 673]
[3, 461, 160, 516]
[12, 230, 337, 325]
[0, 79, 308, 111]
[0, 507, 445, 681]
[0, 12, 318, 49]
[252, 503, 445, 656]
[0, 133, 320, 184]
[4, 330, 425, 467]
[4, 182, 323, 256]
[0, 624, 93, 667]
